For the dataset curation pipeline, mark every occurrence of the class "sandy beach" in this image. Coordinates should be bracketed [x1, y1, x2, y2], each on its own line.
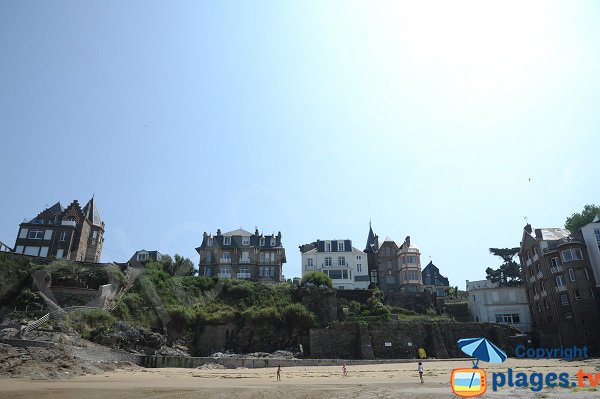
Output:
[1, 358, 599, 399]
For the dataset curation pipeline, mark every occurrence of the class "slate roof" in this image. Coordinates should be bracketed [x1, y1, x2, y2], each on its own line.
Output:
[223, 228, 253, 236]
[82, 197, 103, 227]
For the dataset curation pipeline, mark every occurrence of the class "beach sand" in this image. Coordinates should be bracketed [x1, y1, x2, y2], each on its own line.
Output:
[1, 358, 599, 399]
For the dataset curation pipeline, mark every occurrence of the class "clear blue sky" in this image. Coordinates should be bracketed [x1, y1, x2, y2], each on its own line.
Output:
[1, 1, 599, 288]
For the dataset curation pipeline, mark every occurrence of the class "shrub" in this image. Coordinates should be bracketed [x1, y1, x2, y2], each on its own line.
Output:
[301, 272, 332, 288]
[281, 303, 316, 331]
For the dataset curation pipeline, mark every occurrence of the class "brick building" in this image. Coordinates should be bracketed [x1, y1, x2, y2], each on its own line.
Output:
[519, 224, 600, 351]
[196, 228, 286, 282]
[375, 238, 401, 295]
[13, 198, 104, 262]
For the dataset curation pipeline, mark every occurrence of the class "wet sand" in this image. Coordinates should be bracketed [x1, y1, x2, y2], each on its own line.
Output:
[1, 358, 599, 399]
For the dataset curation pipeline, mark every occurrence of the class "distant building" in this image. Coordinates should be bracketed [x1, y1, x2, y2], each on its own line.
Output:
[126, 250, 164, 267]
[363, 222, 380, 285]
[397, 236, 424, 292]
[300, 238, 369, 289]
[13, 198, 104, 262]
[196, 228, 286, 282]
[376, 237, 401, 295]
[581, 215, 600, 288]
[519, 224, 600, 350]
[422, 261, 450, 297]
[466, 279, 532, 333]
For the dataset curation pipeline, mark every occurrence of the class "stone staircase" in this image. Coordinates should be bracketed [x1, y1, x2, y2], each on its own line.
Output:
[20, 313, 50, 337]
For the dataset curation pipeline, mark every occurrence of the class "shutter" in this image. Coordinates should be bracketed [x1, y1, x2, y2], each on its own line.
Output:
[345, 240, 351, 252]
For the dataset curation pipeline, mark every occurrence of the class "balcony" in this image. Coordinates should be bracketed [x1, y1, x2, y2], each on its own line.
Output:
[550, 266, 562, 274]
[555, 285, 567, 293]
[536, 271, 543, 280]
[534, 293, 540, 301]
[239, 259, 251, 264]
[236, 272, 251, 279]
[220, 258, 231, 264]
[218, 272, 232, 278]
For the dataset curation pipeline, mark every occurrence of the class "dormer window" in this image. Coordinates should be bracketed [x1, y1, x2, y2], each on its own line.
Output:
[260, 237, 265, 246]
[242, 236, 250, 246]
[270, 238, 276, 246]
[338, 242, 345, 251]
[224, 236, 231, 245]
[325, 241, 331, 252]
[207, 237, 213, 246]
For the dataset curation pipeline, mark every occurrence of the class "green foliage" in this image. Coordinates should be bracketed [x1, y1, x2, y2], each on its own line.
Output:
[486, 247, 522, 287]
[281, 303, 316, 331]
[301, 271, 332, 288]
[66, 309, 116, 339]
[565, 204, 600, 234]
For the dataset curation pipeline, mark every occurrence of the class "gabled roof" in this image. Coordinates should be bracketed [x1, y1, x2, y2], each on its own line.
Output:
[364, 222, 379, 252]
[222, 228, 253, 236]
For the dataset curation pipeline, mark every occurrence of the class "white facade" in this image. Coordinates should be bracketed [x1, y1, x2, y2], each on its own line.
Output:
[301, 240, 369, 289]
[466, 279, 533, 333]
[581, 216, 600, 288]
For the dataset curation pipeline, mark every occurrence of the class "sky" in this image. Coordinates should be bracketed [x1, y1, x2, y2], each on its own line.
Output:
[1, 1, 599, 289]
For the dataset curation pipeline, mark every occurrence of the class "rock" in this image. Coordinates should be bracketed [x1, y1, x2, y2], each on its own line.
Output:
[0, 328, 20, 338]
[196, 362, 225, 370]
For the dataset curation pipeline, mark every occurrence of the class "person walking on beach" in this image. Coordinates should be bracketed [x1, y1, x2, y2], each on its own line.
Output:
[342, 364, 348, 377]
[276, 365, 281, 381]
[417, 362, 424, 383]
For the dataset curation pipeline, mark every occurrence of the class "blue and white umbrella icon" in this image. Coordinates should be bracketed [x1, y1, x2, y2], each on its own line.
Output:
[458, 337, 508, 365]
[457, 338, 507, 389]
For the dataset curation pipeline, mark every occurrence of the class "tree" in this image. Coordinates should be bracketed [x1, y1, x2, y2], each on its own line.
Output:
[161, 254, 195, 276]
[485, 247, 522, 287]
[565, 204, 600, 234]
[301, 271, 332, 288]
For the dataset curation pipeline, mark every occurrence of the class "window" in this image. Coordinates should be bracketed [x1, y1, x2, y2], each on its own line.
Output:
[595, 228, 600, 241]
[204, 267, 212, 276]
[408, 270, 419, 281]
[28, 229, 44, 239]
[325, 241, 331, 252]
[206, 252, 212, 262]
[356, 255, 361, 260]
[338, 256, 346, 266]
[337, 242, 344, 251]
[385, 247, 391, 256]
[561, 294, 569, 305]
[239, 267, 249, 275]
[325, 257, 332, 266]
[59, 231, 67, 242]
[223, 252, 231, 261]
[551, 257, 561, 268]
[242, 237, 250, 246]
[561, 248, 583, 263]
[56, 249, 64, 258]
[555, 275, 565, 287]
[259, 237, 265, 246]
[495, 314, 520, 324]
[357, 264, 362, 272]
[568, 268, 576, 282]
[219, 267, 230, 277]
[307, 258, 314, 267]
[574, 289, 581, 300]
[405, 255, 417, 264]
[270, 238, 276, 246]
[137, 253, 148, 261]
[207, 237, 213, 246]
[327, 270, 349, 280]
[223, 236, 231, 245]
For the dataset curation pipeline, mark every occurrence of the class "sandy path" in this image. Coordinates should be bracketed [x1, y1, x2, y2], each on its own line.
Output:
[1, 359, 598, 399]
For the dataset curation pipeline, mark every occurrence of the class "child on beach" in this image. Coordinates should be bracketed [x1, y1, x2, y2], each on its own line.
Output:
[276, 365, 281, 381]
[417, 362, 424, 383]
[342, 364, 348, 377]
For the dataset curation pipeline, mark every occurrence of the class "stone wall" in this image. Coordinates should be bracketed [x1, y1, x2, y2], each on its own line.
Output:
[300, 288, 338, 326]
[308, 320, 522, 360]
